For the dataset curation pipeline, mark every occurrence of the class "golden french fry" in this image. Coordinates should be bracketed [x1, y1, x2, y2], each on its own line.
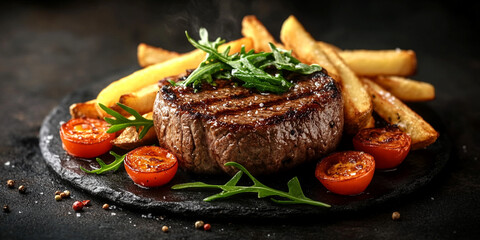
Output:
[111, 112, 157, 149]
[241, 15, 285, 52]
[317, 41, 342, 52]
[96, 37, 253, 117]
[370, 76, 435, 102]
[362, 78, 438, 149]
[318, 42, 373, 134]
[69, 99, 101, 119]
[280, 15, 338, 77]
[137, 43, 181, 68]
[338, 49, 417, 76]
[362, 114, 376, 129]
[119, 83, 159, 115]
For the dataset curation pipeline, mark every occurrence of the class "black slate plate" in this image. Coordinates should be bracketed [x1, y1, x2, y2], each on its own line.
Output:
[39, 70, 451, 219]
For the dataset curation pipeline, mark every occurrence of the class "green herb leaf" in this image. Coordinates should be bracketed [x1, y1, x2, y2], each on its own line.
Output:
[171, 161, 331, 208]
[174, 28, 322, 94]
[99, 103, 154, 139]
[79, 151, 125, 174]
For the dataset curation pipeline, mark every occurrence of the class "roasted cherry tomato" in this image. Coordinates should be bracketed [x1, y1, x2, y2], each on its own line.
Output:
[60, 118, 116, 158]
[353, 126, 411, 169]
[315, 151, 375, 196]
[124, 146, 178, 187]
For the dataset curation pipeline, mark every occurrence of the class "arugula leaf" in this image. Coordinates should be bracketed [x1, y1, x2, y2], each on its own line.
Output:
[269, 43, 322, 75]
[99, 103, 154, 140]
[175, 28, 322, 94]
[172, 161, 331, 208]
[80, 151, 125, 174]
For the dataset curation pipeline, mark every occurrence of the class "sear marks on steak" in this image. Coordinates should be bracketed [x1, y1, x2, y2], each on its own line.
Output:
[153, 69, 344, 175]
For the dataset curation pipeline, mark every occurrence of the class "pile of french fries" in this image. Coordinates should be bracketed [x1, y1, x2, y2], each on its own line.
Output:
[69, 15, 438, 150]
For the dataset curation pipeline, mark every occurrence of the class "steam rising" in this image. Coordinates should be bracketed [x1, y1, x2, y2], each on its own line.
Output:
[163, 0, 247, 45]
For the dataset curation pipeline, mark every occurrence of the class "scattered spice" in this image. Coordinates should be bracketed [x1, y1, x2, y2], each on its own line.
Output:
[82, 200, 91, 206]
[102, 203, 110, 210]
[55, 195, 62, 201]
[162, 226, 169, 233]
[63, 190, 71, 198]
[7, 180, 15, 188]
[18, 185, 26, 194]
[72, 201, 84, 211]
[203, 223, 211, 231]
[392, 211, 401, 220]
[195, 220, 205, 229]
[3, 205, 10, 213]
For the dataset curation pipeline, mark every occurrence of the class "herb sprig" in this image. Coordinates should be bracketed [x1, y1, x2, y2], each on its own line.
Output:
[80, 151, 125, 174]
[99, 103, 154, 140]
[172, 162, 331, 207]
[173, 28, 322, 93]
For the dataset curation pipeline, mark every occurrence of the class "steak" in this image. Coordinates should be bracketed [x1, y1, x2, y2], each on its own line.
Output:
[153, 69, 344, 175]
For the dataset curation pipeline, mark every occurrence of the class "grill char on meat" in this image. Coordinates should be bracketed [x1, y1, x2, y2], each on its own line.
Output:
[153, 69, 344, 175]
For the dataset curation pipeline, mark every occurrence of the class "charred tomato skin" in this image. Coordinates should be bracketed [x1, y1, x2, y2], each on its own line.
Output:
[315, 151, 375, 196]
[60, 118, 116, 158]
[353, 126, 411, 169]
[124, 146, 178, 187]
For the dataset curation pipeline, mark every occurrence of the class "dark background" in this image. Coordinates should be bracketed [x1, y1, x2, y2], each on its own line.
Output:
[1, 0, 479, 239]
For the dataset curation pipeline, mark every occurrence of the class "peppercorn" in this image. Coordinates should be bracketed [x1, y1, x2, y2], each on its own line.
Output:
[59, 192, 67, 199]
[162, 226, 169, 233]
[63, 190, 71, 198]
[72, 201, 84, 211]
[18, 185, 26, 194]
[3, 205, 10, 213]
[392, 211, 401, 220]
[203, 223, 211, 231]
[55, 195, 62, 201]
[102, 203, 110, 210]
[7, 180, 15, 188]
[195, 220, 204, 229]
[55, 190, 62, 195]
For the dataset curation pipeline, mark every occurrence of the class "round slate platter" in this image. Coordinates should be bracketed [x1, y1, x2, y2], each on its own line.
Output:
[39, 70, 451, 219]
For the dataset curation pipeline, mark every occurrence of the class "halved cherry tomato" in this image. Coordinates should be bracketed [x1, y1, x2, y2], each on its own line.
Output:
[315, 151, 375, 195]
[353, 126, 411, 169]
[60, 118, 116, 158]
[124, 146, 178, 187]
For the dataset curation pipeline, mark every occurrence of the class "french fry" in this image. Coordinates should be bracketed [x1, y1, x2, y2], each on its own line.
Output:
[137, 43, 181, 68]
[338, 49, 417, 76]
[111, 112, 157, 149]
[317, 41, 342, 52]
[69, 99, 101, 119]
[119, 83, 159, 115]
[280, 15, 338, 77]
[317, 41, 373, 134]
[362, 78, 438, 149]
[96, 37, 253, 117]
[241, 15, 285, 52]
[370, 76, 435, 102]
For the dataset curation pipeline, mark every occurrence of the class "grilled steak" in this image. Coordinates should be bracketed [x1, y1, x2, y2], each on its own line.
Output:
[153, 69, 344, 175]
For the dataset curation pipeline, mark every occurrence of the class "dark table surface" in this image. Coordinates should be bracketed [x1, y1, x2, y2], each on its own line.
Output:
[1, 0, 479, 239]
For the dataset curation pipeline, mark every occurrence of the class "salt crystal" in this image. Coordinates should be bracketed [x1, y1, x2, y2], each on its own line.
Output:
[76, 213, 81, 217]
[111, 212, 116, 216]
[4, 161, 10, 166]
